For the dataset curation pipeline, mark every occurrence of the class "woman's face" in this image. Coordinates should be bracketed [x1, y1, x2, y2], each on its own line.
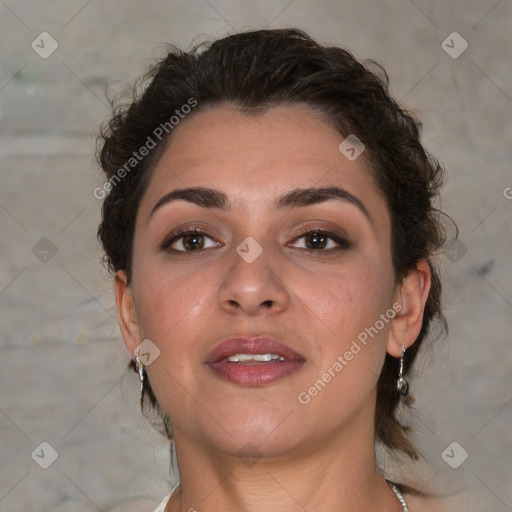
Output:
[121, 104, 403, 458]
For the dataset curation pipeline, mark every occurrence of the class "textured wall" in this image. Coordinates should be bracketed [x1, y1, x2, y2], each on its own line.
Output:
[1, 1, 511, 511]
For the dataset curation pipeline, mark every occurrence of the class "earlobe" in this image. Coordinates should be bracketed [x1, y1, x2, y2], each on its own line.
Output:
[114, 270, 142, 358]
[387, 259, 431, 358]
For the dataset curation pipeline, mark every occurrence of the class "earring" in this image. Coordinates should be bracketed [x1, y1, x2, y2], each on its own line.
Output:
[396, 345, 409, 396]
[134, 350, 145, 405]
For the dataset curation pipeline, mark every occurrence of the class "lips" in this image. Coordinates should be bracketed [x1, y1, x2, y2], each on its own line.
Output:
[205, 336, 305, 386]
[206, 336, 304, 364]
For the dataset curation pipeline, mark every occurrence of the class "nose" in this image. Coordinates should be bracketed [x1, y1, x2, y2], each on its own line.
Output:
[217, 241, 290, 316]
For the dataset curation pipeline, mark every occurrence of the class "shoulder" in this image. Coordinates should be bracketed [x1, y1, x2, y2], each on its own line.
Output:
[403, 492, 448, 512]
[106, 497, 161, 512]
[402, 486, 478, 512]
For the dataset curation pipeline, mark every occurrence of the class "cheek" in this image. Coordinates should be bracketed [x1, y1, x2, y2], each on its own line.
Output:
[294, 267, 392, 413]
[134, 261, 213, 343]
[292, 258, 393, 391]
[133, 264, 211, 404]
[293, 259, 391, 338]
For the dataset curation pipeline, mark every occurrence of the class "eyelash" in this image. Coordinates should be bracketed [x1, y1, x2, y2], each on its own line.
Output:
[159, 226, 350, 253]
[294, 227, 350, 251]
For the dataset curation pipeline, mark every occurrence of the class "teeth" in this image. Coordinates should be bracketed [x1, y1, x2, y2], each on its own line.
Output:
[226, 353, 286, 362]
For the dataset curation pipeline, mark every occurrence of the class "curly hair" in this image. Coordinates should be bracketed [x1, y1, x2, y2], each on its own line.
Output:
[97, 28, 451, 463]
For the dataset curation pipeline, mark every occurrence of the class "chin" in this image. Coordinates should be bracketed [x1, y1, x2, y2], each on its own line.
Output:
[209, 416, 309, 458]
[218, 432, 306, 462]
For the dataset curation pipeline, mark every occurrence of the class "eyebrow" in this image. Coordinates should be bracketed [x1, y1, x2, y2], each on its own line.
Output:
[149, 185, 373, 225]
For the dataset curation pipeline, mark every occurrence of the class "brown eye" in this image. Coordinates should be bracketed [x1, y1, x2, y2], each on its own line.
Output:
[290, 230, 350, 251]
[305, 232, 328, 249]
[161, 229, 219, 252]
[181, 233, 205, 251]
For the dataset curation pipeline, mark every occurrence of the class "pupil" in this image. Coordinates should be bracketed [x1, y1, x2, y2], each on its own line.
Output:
[184, 233, 204, 250]
[307, 233, 326, 249]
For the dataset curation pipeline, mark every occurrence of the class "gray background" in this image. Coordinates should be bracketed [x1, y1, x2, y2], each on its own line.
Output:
[1, 1, 511, 511]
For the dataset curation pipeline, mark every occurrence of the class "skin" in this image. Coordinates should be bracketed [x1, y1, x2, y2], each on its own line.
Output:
[115, 104, 434, 512]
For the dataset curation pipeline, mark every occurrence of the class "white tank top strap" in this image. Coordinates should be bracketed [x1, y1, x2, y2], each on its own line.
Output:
[151, 482, 180, 512]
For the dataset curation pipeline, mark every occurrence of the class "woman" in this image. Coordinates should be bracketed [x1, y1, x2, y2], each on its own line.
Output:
[98, 28, 457, 512]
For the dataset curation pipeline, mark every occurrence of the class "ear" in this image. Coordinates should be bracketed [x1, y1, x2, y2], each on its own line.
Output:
[114, 270, 142, 359]
[387, 259, 431, 358]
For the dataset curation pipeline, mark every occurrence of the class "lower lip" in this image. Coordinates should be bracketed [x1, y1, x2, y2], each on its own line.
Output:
[207, 359, 304, 386]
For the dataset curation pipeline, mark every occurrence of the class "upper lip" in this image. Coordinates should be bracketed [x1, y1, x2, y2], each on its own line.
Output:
[206, 336, 305, 363]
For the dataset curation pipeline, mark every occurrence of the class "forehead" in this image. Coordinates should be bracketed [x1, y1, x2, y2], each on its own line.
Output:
[138, 104, 388, 225]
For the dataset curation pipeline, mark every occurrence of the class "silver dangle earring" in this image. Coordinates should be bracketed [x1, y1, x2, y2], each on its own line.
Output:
[134, 350, 145, 405]
[396, 345, 409, 396]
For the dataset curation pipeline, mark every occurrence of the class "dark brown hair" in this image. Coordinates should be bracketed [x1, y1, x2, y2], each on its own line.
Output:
[97, 28, 451, 463]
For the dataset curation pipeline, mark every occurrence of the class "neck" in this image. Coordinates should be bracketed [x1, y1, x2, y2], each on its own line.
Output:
[167, 417, 402, 512]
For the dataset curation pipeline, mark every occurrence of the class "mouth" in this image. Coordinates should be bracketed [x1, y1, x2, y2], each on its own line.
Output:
[205, 336, 305, 386]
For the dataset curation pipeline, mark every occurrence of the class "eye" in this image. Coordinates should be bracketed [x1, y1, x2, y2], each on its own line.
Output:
[160, 229, 220, 252]
[290, 229, 350, 251]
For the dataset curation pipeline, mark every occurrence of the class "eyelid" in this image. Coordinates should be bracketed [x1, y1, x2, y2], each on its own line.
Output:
[159, 225, 221, 251]
[160, 227, 350, 254]
[288, 227, 350, 251]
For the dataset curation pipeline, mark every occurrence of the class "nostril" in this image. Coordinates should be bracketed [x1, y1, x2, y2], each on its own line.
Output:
[261, 300, 273, 308]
